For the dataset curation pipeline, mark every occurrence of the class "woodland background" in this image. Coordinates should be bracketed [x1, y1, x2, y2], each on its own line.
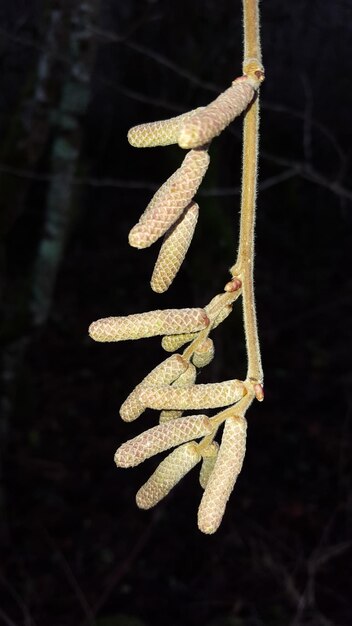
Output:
[0, 1, 351, 625]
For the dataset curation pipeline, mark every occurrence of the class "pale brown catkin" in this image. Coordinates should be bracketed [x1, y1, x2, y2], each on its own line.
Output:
[178, 77, 255, 149]
[89, 308, 209, 342]
[151, 202, 199, 293]
[160, 298, 233, 353]
[159, 362, 197, 423]
[139, 379, 246, 411]
[114, 415, 212, 467]
[120, 355, 188, 422]
[128, 149, 210, 249]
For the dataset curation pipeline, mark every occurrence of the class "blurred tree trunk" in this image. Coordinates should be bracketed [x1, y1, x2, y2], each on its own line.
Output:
[31, 1, 98, 325]
[0, 0, 99, 545]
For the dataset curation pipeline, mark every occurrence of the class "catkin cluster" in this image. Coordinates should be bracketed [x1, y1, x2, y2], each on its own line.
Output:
[90, 73, 262, 533]
[127, 75, 258, 293]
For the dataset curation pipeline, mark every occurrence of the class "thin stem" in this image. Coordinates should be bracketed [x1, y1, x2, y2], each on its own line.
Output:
[231, 0, 263, 384]
[242, 0, 262, 65]
[197, 386, 255, 454]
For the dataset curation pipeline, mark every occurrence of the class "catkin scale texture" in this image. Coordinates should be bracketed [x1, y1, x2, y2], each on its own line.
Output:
[160, 297, 233, 353]
[115, 414, 212, 467]
[161, 332, 196, 352]
[159, 409, 183, 423]
[198, 417, 247, 534]
[159, 363, 197, 423]
[128, 108, 204, 147]
[192, 338, 215, 368]
[139, 379, 245, 411]
[136, 443, 200, 509]
[128, 149, 210, 249]
[89, 308, 209, 342]
[199, 442, 219, 489]
[120, 355, 188, 422]
[151, 202, 199, 293]
[205, 294, 234, 328]
[178, 78, 255, 149]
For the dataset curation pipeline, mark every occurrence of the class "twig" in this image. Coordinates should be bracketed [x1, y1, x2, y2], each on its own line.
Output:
[231, 0, 264, 384]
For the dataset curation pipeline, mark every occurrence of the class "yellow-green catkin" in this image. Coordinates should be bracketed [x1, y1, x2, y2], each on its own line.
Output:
[161, 332, 196, 353]
[199, 441, 219, 489]
[205, 293, 234, 327]
[192, 338, 215, 368]
[198, 416, 247, 534]
[136, 442, 201, 509]
[128, 107, 204, 148]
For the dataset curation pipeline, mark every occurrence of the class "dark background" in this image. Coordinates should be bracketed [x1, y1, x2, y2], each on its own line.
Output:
[0, 1, 351, 625]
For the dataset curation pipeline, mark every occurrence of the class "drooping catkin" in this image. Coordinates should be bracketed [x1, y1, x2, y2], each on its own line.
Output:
[136, 442, 201, 509]
[178, 77, 255, 149]
[89, 308, 209, 342]
[120, 355, 188, 422]
[139, 379, 246, 411]
[128, 149, 210, 249]
[198, 416, 247, 534]
[114, 415, 212, 467]
[192, 338, 215, 368]
[151, 202, 199, 293]
[159, 362, 197, 423]
[199, 442, 219, 489]
[128, 107, 204, 148]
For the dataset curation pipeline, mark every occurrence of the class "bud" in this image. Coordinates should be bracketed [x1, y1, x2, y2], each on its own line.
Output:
[139, 379, 246, 411]
[89, 308, 209, 342]
[120, 355, 188, 422]
[128, 149, 210, 249]
[128, 107, 204, 148]
[224, 277, 242, 292]
[114, 414, 212, 467]
[136, 442, 201, 509]
[192, 338, 215, 368]
[178, 77, 255, 149]
[199, 442, 219, 489]
[151, 202, 199, 293]
[198, 416, 247, 534]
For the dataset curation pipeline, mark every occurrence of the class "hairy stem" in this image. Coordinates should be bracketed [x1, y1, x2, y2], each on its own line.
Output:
[231, 0, 263, 384]
[243, 0, 262, 64]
